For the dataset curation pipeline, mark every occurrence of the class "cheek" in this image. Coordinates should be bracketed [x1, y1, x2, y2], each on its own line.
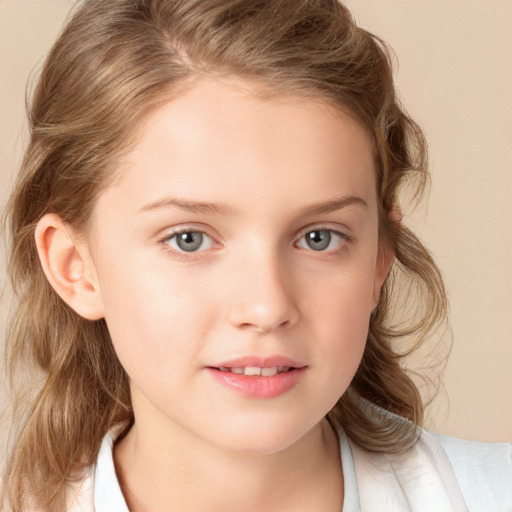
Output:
[308, 255, 376, 326]
[306, 260, 375, 377]
[94, 249, 217, 375]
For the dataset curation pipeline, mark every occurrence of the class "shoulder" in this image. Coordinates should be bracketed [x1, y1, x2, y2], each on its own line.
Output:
[63, 468, 95, 512]
[430, 431, 512, 511]
[0, 471, 95, 512]
[345, 425, 511, 512]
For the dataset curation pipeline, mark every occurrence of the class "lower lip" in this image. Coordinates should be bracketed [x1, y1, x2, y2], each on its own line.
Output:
[207, 367, 307, 399]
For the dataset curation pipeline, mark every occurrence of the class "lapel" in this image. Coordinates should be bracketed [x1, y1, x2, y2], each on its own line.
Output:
[348, 429, 469, 512]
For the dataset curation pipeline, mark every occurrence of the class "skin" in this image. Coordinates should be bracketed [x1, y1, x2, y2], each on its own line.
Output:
[36, 77, 393, 511]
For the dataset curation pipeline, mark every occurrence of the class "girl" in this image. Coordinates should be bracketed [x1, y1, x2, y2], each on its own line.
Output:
[2, 0, 510, 511]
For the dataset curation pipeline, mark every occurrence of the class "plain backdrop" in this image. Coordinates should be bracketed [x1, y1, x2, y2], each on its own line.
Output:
[1, 0, 511, 444]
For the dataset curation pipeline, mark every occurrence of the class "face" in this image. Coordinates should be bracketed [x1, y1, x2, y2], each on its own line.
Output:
[84, 78, 389, 455]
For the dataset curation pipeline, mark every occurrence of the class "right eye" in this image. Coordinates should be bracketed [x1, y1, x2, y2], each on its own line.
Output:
[163, 230, 215, 253]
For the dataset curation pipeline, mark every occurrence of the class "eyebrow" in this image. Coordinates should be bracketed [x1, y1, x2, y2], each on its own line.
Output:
[138, 194, 367, 216]
[138, 197, 236, 215]
[302, 195, 368, 215]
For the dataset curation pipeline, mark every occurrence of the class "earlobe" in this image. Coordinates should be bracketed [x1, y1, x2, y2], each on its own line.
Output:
[372, 242, 395, 308]
[372, 206, 401, 308]
[35, 214, 105, 320]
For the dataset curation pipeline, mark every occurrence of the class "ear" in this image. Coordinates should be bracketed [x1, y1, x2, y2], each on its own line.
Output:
[35, 213, 105, 320]
[371, 206, 401, 308]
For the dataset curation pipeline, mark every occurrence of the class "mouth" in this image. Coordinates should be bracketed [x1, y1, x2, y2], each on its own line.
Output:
[213, 365, 295, 376]
[206, 357, 307, 398]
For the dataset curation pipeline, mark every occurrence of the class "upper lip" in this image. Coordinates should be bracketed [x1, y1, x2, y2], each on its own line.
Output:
[208, 356, 307, 369]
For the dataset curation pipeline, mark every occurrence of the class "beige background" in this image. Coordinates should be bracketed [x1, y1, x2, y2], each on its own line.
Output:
[1, 1, 511, 443]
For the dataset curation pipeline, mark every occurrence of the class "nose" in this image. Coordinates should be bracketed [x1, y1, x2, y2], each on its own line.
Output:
[226, 251, 300, 333]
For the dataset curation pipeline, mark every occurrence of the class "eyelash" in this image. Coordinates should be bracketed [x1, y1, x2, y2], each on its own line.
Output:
[159, 226, 352, 260]
[160, 228, 216, 260]
[295, 227, 351, 254]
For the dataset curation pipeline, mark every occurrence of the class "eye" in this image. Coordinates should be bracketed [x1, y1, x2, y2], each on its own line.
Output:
[296, 229, 347, 252]
[164, 230, 214, 253]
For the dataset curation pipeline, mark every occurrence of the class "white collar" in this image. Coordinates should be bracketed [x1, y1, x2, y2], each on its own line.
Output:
[86, 427, 467, 512]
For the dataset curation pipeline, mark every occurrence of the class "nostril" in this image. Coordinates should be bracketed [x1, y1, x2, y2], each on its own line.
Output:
[237, 318, 291, 333]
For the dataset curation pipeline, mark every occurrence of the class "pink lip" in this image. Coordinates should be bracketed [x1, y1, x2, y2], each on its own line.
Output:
[206, 355, 307, 399]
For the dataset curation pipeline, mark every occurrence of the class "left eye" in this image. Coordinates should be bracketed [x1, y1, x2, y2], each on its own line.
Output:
[296, 229, 346, 252]
[164, 231, 214, 252]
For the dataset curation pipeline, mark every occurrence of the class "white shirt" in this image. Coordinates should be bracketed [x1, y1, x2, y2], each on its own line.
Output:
[83, 428, 511, 512]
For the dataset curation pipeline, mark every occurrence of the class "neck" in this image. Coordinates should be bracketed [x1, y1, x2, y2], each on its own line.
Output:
[114, 418, 343, 512]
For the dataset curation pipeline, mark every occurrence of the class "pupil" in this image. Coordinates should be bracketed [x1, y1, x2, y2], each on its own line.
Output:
[177, 232, 203, 252]
[307, 230, 330, 251]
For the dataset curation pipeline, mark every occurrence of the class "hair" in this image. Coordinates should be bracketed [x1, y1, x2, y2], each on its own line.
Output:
[1, 0, 448, 510]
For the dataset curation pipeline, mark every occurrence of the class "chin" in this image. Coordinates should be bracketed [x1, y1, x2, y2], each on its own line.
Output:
[205, 418, 320, 457]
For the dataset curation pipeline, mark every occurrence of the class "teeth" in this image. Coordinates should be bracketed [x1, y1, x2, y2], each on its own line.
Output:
[217, 366, 291, 376]
[244, 366, 262, 376]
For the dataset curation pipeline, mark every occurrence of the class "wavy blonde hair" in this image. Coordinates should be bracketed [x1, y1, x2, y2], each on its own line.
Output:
[2, 0, 447, 510]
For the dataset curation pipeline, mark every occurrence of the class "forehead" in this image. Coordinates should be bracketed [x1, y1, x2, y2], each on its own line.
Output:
[100, 77, 377, 217]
